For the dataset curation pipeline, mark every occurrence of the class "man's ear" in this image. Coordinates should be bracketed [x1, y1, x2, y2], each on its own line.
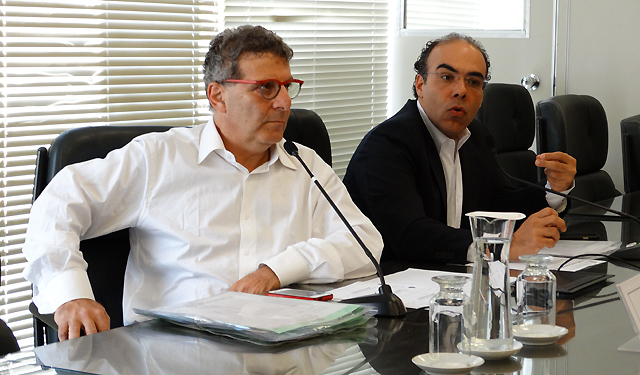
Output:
[414, 74, 425, 98]
[207, 82, 226, 112]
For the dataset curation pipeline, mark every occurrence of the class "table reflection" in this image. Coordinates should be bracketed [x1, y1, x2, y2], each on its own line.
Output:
[35, 319, 382, 375]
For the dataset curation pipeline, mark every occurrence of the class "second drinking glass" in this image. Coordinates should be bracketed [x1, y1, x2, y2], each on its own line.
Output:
[429, 275, 470, 353]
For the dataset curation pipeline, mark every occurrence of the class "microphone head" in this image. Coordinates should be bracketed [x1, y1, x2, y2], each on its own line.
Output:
[284, 140, 299, 156]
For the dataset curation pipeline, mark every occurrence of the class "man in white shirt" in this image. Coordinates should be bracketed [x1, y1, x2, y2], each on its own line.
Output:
[344, 33, 576, 264]
[23, 25, 383, 341]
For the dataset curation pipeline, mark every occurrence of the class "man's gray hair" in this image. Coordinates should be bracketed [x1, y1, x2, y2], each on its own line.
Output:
[203, 25, 293, 102]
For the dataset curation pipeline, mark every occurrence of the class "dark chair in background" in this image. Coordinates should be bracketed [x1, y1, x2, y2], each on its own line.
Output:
[29, 108, 331, 346]
[0, 320, 19, 356]
[475, 83, 538, 183]
[621, 114, 640, 194]
[0, 263, 20, 355]
[536, 94, 620, 205]
[286, 108, 332, 166]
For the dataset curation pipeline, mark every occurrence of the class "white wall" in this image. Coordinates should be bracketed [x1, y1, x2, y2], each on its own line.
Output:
[389, 1, 640, 193]
[555, 0, 640, 193]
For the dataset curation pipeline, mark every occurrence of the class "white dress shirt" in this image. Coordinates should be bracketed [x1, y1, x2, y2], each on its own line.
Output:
[417, 101, 470, 229]
[416, 101, 570, 229]
[22, 119, 382, 324]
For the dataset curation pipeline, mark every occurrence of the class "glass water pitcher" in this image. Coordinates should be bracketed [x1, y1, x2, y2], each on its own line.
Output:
[462, 211, 525, 352]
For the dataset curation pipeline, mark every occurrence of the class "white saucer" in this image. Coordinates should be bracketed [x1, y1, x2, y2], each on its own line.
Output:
[512, 324, 569, 346]
[412, 353, 485, 374]
[458, 340, 523, 360]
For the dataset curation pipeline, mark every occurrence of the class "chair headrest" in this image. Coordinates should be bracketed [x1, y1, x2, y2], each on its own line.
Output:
[284, 108, 332, 166]
[475, 83, 534, 153]
[536, 94, 608, 174]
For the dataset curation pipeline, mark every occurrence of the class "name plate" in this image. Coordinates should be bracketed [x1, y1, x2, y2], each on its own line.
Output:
[616, 273, 640, 352]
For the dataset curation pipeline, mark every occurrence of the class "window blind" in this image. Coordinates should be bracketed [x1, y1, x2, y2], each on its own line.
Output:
[1, 0, 389, 349]
[225, 0, 389, 176]
[403, 0, 526, 32]
[0, 0, 218, 349]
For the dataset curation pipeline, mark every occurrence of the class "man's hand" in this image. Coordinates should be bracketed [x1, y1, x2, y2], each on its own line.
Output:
[229, 265, 281, 295]
[510, 207, 566, 260]
[536, 152, 577, 192]
[53, 298, 110, 342]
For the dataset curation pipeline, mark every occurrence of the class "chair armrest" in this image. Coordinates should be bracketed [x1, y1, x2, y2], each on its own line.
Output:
[30, 301, 59, 346]
[29, 302, 57, 330]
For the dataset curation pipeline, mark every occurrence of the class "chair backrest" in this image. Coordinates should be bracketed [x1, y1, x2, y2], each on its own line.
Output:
[475, 83, 538, 183]
[621, 114, 640, 194]
[536, 94, 620, 204]
[33, 126, 174, 331]
[31, 108, 331, 332]
[284, 108, 332, 166]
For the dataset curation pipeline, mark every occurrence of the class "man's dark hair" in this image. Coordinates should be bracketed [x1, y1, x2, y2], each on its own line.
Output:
[412, 33, 491, 98]
[203, 25, 293, 108]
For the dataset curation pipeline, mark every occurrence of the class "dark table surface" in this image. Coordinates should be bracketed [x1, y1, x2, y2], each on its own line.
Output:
[5, 194, 640, 374]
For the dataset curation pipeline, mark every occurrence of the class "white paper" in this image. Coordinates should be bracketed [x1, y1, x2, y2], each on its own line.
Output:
[331, 269, 473, 309]
[510, 257, 605, 272]
[538, 240, 620, 257]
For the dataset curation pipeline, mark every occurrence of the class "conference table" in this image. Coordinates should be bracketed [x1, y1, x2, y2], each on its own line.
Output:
[4, 193, 640, 374]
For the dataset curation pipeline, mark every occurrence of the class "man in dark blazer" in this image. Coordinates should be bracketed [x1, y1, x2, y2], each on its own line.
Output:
[344, 33, 576, 264]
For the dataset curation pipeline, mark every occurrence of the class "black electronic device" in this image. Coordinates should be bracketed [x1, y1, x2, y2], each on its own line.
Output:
[553, 270, 614, 297]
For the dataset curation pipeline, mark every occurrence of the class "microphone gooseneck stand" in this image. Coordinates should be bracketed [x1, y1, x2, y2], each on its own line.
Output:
[284, 141, 406, 317]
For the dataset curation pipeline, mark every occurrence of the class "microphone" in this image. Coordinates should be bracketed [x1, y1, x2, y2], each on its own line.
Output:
[483, 134, 640, 226]
[283, 140, 406, 317]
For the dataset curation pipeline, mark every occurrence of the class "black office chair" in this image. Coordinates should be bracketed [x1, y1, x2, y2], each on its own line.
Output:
[536, 94, 620, 206]
[29, 108, 331, 346]
[621, 114, 640, 194]
[0, 263, 20, 356]
[30, 125, 174, 346]
[286, 108, 332, 166]
[475, 83, 538, 183]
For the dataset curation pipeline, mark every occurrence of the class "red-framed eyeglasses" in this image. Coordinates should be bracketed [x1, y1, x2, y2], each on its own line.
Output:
[223, 79, 304, 100]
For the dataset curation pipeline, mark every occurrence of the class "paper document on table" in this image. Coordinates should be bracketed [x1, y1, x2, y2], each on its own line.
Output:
[538, 240, 620, 257]
[510, 257, 605, 272]
[511, 240, 620, 272]
[134, 292, 373, 345]
[331, 269, 473, 309]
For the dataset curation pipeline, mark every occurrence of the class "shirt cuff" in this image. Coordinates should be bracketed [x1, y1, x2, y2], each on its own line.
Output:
[32, 269, 95, 314]
[262, 247, 311, 287]
[545, 180, 575, 211]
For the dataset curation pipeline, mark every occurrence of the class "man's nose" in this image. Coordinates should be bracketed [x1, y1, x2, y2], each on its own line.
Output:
[272, 84, 291, 110]
[452, 76, 467, 98]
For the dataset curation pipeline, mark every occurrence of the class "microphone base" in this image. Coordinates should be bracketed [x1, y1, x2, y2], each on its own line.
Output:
[341, 285, 407, 317]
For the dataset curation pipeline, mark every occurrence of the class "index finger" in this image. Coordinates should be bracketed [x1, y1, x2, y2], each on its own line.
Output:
[537, 152, 576, 169]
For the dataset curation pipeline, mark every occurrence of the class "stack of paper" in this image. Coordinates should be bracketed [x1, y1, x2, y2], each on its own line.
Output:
[133, 292, 374, 345]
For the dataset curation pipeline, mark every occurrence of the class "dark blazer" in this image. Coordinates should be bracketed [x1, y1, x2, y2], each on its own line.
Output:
[344, 100, 548, 264]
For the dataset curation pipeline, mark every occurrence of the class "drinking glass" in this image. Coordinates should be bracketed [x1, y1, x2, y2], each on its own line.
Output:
[515, 254, 556, 325]
[429, 275, 470, 353]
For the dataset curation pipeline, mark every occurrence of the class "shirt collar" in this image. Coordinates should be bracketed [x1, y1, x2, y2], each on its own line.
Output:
[274, 140, 298, 171]
[416, 100, 471, 152]
[198, 118, 297, 171]
[198, 118, 223, 164]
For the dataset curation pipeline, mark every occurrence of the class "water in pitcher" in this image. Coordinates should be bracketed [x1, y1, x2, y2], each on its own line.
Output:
[465, 237, 514, 351]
